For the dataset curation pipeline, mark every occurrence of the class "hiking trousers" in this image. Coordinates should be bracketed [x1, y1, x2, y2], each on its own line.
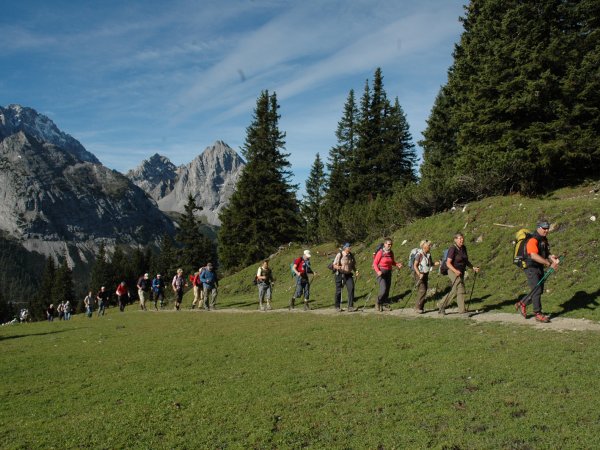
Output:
[334, 273, 354, 308]
[376, 270, 392, 306]
[203, 286, 217, 309]
[192, 285, 204, 308]
[414, 272, 429, 310]
[258, 283, 272, 307]
[441, 271, 466, 313]
[524, 266, 544, 313]
[294, 276, 310, 300]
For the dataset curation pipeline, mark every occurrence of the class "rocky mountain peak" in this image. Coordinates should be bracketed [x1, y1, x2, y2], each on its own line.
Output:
[0, 104, 100, 164]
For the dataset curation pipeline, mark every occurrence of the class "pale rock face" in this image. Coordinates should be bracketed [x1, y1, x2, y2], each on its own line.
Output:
[127, 140, 245, 225]
[0, 131, 175, 262]
[0, 104, 100, 164]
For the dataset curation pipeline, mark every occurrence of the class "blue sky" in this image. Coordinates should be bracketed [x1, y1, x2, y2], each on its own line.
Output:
[1, 0, 465, 190]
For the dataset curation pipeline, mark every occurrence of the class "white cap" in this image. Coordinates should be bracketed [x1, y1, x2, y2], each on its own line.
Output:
[303, 250, 311, 258]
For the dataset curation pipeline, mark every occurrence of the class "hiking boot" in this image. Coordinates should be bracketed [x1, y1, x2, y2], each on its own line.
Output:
[415, 308, 424, 314]
[335, 307, 341, 312]
[515, 301, 527, 318]
[289, 298, 295, 310]
[303, 301, 309, 311]
[347, 306, 355, 312]
[266, 303, 272, 311]
[438, 308, 446, 315]
[535, 312, 551, 323]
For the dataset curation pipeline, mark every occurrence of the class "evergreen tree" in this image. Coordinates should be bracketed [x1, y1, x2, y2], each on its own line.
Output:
[301, 153, 327, 243]
[153, 233, 178, 279]
[420, 0, 600, 199]
[52, 256, 75, 306]
[90, 243, 111, 294]
[176, 194, 216, 274]
[383, 97, 417, 185]
[31, 256, 56, 320]
[218, 90, 301, 270]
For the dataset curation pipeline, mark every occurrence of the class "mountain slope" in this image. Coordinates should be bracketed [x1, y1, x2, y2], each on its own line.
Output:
[127, 140, 245, 225]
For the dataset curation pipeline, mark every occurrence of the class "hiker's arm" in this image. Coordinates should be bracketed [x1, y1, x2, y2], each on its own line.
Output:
[447, 258, 461, 276]
[530, 252, 555, 268]
[372, 252, 382, 277]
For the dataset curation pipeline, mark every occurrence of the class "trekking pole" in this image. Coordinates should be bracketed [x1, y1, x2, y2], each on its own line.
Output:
[520, 257, 563, 304]
[466, 271, 478, 312]
[401, 278, 421, 310]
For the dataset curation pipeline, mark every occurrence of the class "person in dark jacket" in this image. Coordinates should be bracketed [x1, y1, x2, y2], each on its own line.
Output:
[515, 220, 560, 323]
[438, 233, 479, 315]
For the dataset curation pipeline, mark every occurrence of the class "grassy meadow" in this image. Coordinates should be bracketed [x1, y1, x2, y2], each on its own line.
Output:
[2, 184, 599, 448]
[2, 310, 600, 449]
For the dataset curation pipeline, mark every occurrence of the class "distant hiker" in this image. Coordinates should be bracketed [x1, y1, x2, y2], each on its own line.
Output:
[438, 233, 480, 315]
[84, 291, 94, 318]
[372, 238, 403, 312]
[172, 269, 187, 311]
[136, 273, 151, 311]
[515, 221, 560, 323]
[256, 259, 274, 311]
[152, 274, 166, 310]
[412, 240, 439, 314]
[333, 243, 358, 312]
[63, 300, 72, 320]
[191, 266, 206, 309]
[57, 301, 65, 320]
[97, 286, 110, 317]
[291, 250, 315, 311]
[115, 281, 130, 312]
[46, 304, 55, 322]
[200, 263, 218, 310]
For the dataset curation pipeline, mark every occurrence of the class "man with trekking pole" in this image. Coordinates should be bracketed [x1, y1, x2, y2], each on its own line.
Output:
[333, 243, 358, 312]
[515, 220, 560, 323]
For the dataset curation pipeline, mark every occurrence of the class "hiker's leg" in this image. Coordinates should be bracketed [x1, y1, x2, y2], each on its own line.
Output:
[443, 272, 460, 309]
[345, 275, 355, 308]
[456, 275, 467, 313]
[525, 267, 544, 312]
[334, 274, 343, 308]
[415, 273, 427, 310]
[192, 286, 199, 307]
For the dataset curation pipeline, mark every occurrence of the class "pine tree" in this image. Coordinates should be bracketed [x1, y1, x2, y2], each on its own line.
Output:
[218, 90, 301, 270]
[31, 256, 56, 320]
[383, 97, 417, 185]
[176, 194, 216, 274]
[153, 233, 177, 279]
[90, 243, 111, 293]
[52, 256, 75, 306]
[301, 153, 326, 243]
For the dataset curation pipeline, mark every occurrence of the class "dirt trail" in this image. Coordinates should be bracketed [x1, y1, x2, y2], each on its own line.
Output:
[178, 306, 600, 332]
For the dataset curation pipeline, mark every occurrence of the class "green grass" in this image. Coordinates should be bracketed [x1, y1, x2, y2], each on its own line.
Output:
[212, 183, 600, 320]
[2, 310, 600, 448]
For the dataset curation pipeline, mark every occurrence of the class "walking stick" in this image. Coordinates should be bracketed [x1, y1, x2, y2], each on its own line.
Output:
[466, 271, 478, 312]
[401, 278, 421, 310]
[520, 257, 563, 305]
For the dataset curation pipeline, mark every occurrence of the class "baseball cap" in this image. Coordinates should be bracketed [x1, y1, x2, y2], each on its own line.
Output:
[537, 221, 550, 229]
[342, 242, 351, 249]
[303, 250, 311, 258]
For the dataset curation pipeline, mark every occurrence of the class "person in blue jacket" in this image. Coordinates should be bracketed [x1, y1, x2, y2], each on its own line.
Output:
[199, 262, 218, 310]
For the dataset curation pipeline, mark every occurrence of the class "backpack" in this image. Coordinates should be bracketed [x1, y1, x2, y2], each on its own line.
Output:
[513, 228, 532, 269]
[327, 251, 342, 273]
[408, 248, 420, 272]
[372, 243, 384, 259]
[439, 248, 450, 275]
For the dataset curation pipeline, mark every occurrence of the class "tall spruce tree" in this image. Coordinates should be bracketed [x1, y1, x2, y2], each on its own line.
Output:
[90, 243, 111, 293]
[31, 256, 56, 320]
[383, 97, 417, 185]
[52, 256, 75, 306]
[421, 0, 600, 199]
[301, 153, 326, 243]
[218, 90, 300, 270]
[176, 194, 216, 274]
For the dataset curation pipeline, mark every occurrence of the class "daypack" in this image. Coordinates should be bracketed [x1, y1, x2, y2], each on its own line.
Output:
[372, 243, 384, 259]
[439, 248, 450, 275]
[291, 258, 311, 277]
[327, 251, 342, 273]
[408, 248, 420, 272]
[513, 228, 532, 269]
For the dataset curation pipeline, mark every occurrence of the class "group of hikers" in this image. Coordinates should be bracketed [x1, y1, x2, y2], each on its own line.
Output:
[45, 220, 560, 324]
[79, 263, 219, 317]
[45, 301, 72, 321]
[283, 219, 559, 323]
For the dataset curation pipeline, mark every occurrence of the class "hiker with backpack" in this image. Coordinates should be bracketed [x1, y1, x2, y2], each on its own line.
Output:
[438, 232, 480, 315]
[191, 266, 205, 309]
[515, 221, 560, 323]
[372, 238, 404, 312]
[256, 259, 274, 311]
[136, 273, 151, 311]
[411, 240, 439, 314]
[200, 263, 218, 310]
[290, 250, 315, 311]
[332, 243, 358, 312]
[115, 281, 130, 312]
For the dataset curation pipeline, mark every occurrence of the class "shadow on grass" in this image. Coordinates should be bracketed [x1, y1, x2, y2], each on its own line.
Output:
[553, 288, 600, 317]
[0, 328, 75, 341]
